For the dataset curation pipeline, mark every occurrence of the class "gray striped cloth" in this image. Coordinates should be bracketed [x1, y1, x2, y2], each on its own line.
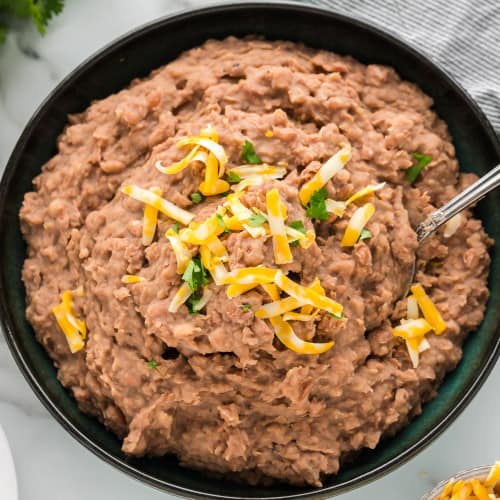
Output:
[307, 0, 500, 136]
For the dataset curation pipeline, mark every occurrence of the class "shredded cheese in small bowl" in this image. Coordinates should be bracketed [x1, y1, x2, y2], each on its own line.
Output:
[421, 463, 500, 500]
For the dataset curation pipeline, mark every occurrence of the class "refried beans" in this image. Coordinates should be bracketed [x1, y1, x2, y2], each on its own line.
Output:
[20, 37, 491, 487]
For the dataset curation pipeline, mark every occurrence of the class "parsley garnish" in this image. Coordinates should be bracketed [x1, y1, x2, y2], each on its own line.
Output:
[182, 256, 208, 292]
[359, 229, 372, 241]
[247, 213, 267, 227]
[147, 360, 158, 369]
[226, 171, 242, 184]
[329, 311, 344, 319]
[406, 152, 432, 183]
[306, 187, 329, 221]
[0, 0, 65, 43]
[216, 213, 230, 233]
[171, 222, 180, 234]
[241, 140, 262, 164]
[186, 294, 204, 314]
[241, 304, 252, 312]
[190, 192, 204, 204]
[289, 220, 307, 247]
[289, 220, 307, 234]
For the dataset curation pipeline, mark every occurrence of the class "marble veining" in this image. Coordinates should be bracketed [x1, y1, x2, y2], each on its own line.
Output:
[0, 1, 499, 499]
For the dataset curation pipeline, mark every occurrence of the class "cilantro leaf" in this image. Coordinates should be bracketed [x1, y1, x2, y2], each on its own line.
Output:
[241, 140, 262, 164]
[406, 152, 432, 183]
[182, 256, 208, 292]
[29, 0, 64, 34]
[171, 222, 180, 234]
[186, 293, 204, 314]
[226, 171, 242, 184]
[306, 187, 329, 221]
[0, 0, 65, 44]
[216, 213, 230, 233]
[241, 303, 251, 312]
[0, 24, 7, 44]
[147, 360, 158, 369]
[289, 220, 307, 234]
[329, 311, 344, 319]
[190, 192, 204, 204]
[359, 229, 372, 241]
[247, 213, 266, 227]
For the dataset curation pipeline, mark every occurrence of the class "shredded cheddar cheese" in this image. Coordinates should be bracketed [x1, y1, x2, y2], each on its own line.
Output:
[407, 295, 419, 320]
[261, 283, 280, 301]
[270, 316, 334, 355]
[299, 144, 351, 205]
[411, 283, 447, 334]
[265, 130, 274, 138]
[340, 202, 375, 247]
[155, 126, 230, 197]
[121, 275, 145, 284]
[345, 182, 386, 205]
[393, 318, 433, 340]
[226, 283, 259, 298]
[282, 311, 318, 322]
[485, 462, 500, 488]
[122, 185, 194, 225]
[220, 266, 278, 285]
[255, 296, 302, 319]
[274, 271, 343, 316]
[180, 211, 226, 245]
[142, 187, 162, 246]
[266, 188, 293, 264]
[177, 136, 228, 174]
[325, 199, 347, 217]
[229, 165, 287, 179]
[155, 146, 204, 175]
[224, 193, 267, 238]
[434, 463, 500, 500]
[168, 282, 193, 313]
[52, 289, 86, 353]
[199, 152, 230, 196]
[166, 228, 192, 274]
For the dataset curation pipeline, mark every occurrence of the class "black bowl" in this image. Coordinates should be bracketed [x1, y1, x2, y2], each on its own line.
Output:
[1, 3, 499, 499]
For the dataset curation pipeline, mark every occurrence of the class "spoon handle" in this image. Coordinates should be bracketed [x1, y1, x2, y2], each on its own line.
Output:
[416, 164, 500, 242]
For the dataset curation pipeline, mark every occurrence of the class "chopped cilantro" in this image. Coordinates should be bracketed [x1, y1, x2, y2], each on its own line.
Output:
[182, 256, 208, 292]
[241, 140, 262, 164]
[190, 192, 204, 204]
[0, 25, 7, 44]
[147, 360, 158, 369]
[171, 222, 180, 234]
[241, 303, 252, 312]
[216, 213, 230, 233]
[0, 0, 65, 43]
[406, 152, 432, 183]
[359, 229, 372, 241]
[289, 220, 306, 247]
[226, 171, 242, 184]
[329, 311, 344, 319]
[306, 187, 329, 221]
[289, 220, 307, 234]
[186, 293, 204, 314]
[247, 213, 267, 227]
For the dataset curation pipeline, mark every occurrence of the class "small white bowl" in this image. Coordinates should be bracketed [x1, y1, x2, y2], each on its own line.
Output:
[421, 465, 494, 500]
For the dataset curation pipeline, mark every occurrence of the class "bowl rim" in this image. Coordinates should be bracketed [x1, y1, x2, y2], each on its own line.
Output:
[1, 2, 500, 499]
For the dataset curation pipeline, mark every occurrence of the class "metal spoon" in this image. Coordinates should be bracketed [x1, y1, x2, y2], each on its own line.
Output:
[402, 164, 500, 298]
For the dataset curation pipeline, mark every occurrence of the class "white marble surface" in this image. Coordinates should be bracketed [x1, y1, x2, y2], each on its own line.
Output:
[0, 1, 499, 499]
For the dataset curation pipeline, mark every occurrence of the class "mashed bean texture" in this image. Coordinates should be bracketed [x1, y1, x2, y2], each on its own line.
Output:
[20, 38, 491, 486]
